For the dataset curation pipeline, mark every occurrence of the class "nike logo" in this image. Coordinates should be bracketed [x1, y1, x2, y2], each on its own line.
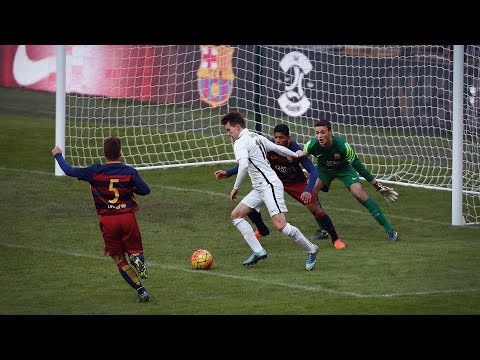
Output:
[13, 45, 57, 86]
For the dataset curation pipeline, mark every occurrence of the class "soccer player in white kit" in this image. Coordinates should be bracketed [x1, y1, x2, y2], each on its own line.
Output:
[221, 111, 319, 270]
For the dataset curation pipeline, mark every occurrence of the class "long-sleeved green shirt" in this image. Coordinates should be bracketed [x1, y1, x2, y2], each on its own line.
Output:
[303, 135, 375, 182]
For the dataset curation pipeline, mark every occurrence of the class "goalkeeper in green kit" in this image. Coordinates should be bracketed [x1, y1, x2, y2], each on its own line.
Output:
[304, 119, 399, 242]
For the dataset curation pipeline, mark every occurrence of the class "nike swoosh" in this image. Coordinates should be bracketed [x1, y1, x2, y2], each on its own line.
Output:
[13, 45, 56, 86]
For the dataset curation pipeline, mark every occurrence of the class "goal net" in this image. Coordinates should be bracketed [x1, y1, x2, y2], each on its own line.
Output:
[61, 45, 479, 225]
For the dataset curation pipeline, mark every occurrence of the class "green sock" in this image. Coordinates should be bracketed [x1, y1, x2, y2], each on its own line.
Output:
[362, 198, 394, 233]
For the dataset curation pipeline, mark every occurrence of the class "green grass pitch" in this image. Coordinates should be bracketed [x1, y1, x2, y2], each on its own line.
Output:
[1, 86, 479, 316]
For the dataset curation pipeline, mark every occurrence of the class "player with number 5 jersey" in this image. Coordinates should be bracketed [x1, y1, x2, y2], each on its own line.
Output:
[52, 136, 152, 303]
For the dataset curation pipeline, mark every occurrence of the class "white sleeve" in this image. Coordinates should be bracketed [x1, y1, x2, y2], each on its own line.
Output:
[233, 157, 248, 190]
[264, 139, 298, 158]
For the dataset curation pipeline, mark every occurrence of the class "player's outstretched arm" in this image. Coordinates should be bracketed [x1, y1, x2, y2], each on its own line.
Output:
[290, 139, 316, 188]
[297, 152, 318, 193]
[214, 170, 228, 179]
[215, 166, 238, 179]
[52, 146, 62, 157]
[51, 146, 81, 177]
[372, 179, 399, 203]
[265, 140, 299, 158]
[133, 172, 151, 195]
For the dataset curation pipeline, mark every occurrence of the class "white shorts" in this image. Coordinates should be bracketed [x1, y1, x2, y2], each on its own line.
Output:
[241, 180, 288, 217]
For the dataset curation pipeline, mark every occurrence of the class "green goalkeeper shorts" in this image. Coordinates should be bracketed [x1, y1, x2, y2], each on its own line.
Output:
[317, 165, 362, 192]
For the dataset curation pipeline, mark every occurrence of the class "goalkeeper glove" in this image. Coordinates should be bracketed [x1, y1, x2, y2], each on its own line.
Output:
[373, 181, 399, 203]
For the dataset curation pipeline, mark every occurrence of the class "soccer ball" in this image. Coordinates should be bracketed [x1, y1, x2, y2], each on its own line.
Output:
[191, 249, 213, 270]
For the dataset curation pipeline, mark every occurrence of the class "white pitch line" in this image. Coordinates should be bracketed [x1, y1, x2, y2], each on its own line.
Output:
[149, 184, 459, 227]
[1, 242, 478, 298]
[1, 165, 478, 228]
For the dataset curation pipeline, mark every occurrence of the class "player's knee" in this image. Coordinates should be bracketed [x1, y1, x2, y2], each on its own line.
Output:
[314, 180, 326, 193]
[230, 207, 246, 220]
[274, 220, 288, 232]
[313, 209, 326, 219]
[353, 190, 368, 203]
[230, 211, 241, 221]
[117, 258, 128, 270]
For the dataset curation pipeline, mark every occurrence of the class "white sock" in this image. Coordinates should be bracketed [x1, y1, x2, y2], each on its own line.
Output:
[282, 223, 316, 252]
[232, 218, 264, 253]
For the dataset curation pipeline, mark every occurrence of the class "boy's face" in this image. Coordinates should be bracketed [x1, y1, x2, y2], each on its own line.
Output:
[274, 132, 289, 147]
[224, 122, 242, 140]
[314, 126, 332, 146]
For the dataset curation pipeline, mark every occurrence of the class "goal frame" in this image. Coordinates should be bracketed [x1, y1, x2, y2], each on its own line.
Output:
[54, 45, 473, 226]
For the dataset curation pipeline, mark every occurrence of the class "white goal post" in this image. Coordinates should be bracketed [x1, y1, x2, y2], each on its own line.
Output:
[55, 45, 480, 226]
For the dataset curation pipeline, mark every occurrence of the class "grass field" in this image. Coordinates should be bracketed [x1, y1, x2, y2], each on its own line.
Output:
[1, 86, 479, 316]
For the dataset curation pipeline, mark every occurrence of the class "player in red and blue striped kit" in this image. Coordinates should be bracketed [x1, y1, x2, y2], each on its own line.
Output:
[52, 136, 151, 303]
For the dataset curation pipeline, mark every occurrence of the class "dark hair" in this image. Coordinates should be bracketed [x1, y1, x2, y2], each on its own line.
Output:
[313, 119, 331, 131]
[273, 124, 290, 135]
[221, 111, 246, 128]
[104, 136, 121, 160]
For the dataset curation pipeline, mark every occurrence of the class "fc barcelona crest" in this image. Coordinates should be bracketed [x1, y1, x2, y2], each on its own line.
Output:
[197, 45, 235, 107]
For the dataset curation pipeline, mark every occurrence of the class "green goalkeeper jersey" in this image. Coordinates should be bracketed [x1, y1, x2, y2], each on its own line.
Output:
[303, 135, 375, 182]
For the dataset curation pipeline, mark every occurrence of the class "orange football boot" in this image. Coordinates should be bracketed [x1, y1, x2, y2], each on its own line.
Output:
[333, 239, 346, 250]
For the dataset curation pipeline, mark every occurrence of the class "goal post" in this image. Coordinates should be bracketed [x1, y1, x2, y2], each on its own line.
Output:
[451, 45, 465, 226]
[55, 44, 66, 176]
[55, 45, 480, 226]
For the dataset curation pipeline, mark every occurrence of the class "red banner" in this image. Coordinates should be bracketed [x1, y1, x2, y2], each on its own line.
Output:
[0, 45, 202, 105]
